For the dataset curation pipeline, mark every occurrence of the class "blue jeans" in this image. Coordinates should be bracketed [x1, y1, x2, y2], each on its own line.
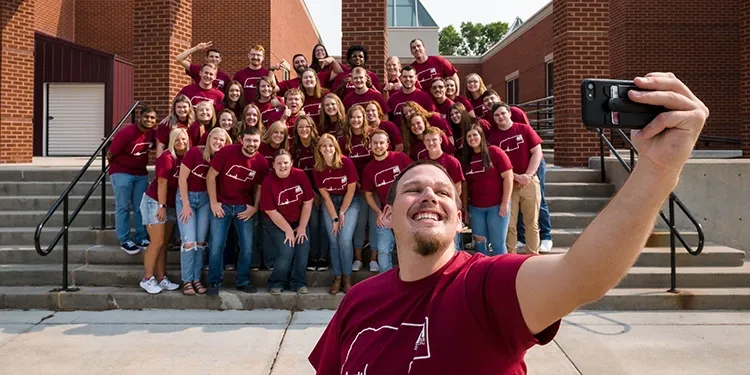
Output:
[322, 194, 360, 277]
[176, 191, 210, 282]
[260, 213, 277, 268]
[353, 192, 377, 250]
[374, 225, 395, 272]
[469, 203, 511, 255]
[267, 222, 310, 290]
[309, 197, 330, 263]
[518, 158, 552, 242]
[208, 204, 256, 287]
[109, 173, 148, 244]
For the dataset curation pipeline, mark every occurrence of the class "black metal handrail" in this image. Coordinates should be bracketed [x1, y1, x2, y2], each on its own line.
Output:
[597, 128, 705, 293]
[514, 96, 554, 132]
[34, 101, 141, 292]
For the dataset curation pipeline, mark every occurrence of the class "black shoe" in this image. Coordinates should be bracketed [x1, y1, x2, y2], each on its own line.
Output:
[316, 259, 328, 271]
[207, 283, 221, 296]
[236, 284, 258, 294]
[307, 259, 317, 271]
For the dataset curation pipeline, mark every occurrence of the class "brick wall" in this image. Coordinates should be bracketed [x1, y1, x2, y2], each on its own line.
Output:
[741, 0, 750, 157]
[75, 0, 133, 60]
[133, 0, 191, 118]
[341, 0, 388, 79]
[552, 0, 609, 167]
[191, 0, 270, 77]
[481, 14, 553, 104]
[1, 0, 35, 163]
[270, 0, 320, 77]
[34, 0, 75, 41]
[450, 62, 482, 84]
[610, 0, 740, 148]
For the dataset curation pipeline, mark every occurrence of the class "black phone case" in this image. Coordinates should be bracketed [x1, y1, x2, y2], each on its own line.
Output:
[581, 79, 666, 129]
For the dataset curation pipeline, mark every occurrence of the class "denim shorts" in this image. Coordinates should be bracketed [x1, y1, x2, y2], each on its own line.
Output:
[139, 193, 176, 225]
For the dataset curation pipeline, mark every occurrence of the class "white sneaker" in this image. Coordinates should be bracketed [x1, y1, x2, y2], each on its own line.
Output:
[369, 261, 379, 272]
[158, 276, 180, 291]
[140, 276, 162, 294]
[352, 260, 362, 272]
[517, 241, 526, 249]
[540, 240, 553, 254]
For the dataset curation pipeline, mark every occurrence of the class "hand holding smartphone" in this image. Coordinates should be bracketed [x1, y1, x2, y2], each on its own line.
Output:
[580, 79, 668, 129]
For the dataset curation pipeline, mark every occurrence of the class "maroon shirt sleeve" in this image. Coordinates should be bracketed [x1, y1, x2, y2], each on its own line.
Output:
[298, 169, 315, 202]
[368, 71, 382, 92]
[437, 55, 458, 77]
[447, 156, 465, 183]
[260, 178, 276, 212]
[510, 106, 530, 126]
[187, 63, 201, 82]
[343, 157, 359, 185]
[360, 163, 375, 193]
[467, 254, 561, 351]
[441, 133, 456, 155]
[155, 153, 173, 180]
[381, 121, 403, 146]
[308, 296, 350, 372]
[521, 124, 543, 150]
[209, 146, 228, 173]
[490, 146, 513, 174]
[155, 123, 170, 145]
[254, 155, 270, 185]
[109, 125, 131, 157]
[376, 91, 390, 113]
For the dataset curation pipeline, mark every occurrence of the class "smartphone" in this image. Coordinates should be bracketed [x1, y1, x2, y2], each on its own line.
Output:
[580, 79, 667, 129]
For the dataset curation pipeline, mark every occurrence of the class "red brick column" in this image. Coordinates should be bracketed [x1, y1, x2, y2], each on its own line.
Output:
[341, 0, 388, 79]
[132, 0, 192, 118]
[551, 0, 609, 167]
[0, 0, 35, 163]
[741, 0, 750, 157]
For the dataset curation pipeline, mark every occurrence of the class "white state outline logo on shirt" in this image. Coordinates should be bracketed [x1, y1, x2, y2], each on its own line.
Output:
[374, 165, 401, 188]
[191, 164, 209, 179]
[465, 159, 485, 176]
[342, 317, 431, 375]
[499, 134, 524, 153]
[392, 102, 406, 117]
[416, 68, 438, 83]
[225, 165, 257, 182]
[416, 148, 428, 160]
[130, 142, 152, 156]
[297, 155, 314, 171]
[321, 175, 348, 192]
[243, 77, 261, 89]
[277, 185, 303, 206]
[349, 143, 371, 160]
[302, 103, 320, 117]
[189, 95, 215, 107]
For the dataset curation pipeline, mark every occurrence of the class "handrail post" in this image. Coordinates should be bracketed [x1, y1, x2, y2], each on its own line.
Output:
[100, 142, 107, 229]
[668, 196, 677, 293]
[535, 101, 540, 132]
[598, 128, 606, 183]
[62, 195, 69, 291]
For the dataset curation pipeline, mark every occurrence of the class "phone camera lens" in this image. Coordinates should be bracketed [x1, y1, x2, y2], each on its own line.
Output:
[587, 83, 594, 90]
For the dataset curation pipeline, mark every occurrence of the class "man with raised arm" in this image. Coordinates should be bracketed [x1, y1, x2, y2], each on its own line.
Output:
[175, 41, 232, 91]
[309, 73, 709, 374]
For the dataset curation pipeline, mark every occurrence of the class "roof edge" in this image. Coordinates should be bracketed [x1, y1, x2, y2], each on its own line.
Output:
[480, 1, 552, 63]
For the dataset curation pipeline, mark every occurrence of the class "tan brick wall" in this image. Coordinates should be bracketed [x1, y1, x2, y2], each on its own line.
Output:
[270, 0, 320, 77]
[342, 0, 388, 79]
[75, 0, 133, 60]
[1, 0, 35, 163]
[34, 0, 75, 41]
[741, 0, 750, 157]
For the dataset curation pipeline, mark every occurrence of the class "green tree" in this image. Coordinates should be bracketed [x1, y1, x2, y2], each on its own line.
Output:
[438, 21, 509, 56]
[438, 25, 462, 55]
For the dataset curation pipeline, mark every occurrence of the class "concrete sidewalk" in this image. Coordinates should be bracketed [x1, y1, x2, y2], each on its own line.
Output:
[0, 310, 748, 374]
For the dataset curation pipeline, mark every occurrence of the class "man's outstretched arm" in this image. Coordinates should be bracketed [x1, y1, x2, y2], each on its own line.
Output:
[515, 73, 709, 335]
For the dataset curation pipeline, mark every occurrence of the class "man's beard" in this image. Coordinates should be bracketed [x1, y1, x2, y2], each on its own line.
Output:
[413, 231, 444, 257]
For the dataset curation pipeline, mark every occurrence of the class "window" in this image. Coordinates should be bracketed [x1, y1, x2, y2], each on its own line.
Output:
[281, 67, 290, 81]
[545, 61, 554, 97]
[395, 3, 416, 26]
[506, 78, 519, 105]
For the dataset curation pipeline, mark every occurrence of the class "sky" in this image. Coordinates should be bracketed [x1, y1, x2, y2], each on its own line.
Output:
[303, 0, 552, 56]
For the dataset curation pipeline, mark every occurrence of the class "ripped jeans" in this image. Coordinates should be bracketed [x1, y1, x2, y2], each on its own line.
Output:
[175, 191, 210, 282]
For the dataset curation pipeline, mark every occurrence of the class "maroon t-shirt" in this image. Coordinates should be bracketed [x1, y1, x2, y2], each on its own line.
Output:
[361, 151, 413, 209]
[427, 115, 453, 138]
[429, 152, 464, 184]
[387, 89, 437, 120]
[145, 151, 183, 207]
[186, 63, 231, 91]
[177, 83, 224, 109]
[338, 133, 372, 177]
[277, 71, 331, 97]
[455, 118, 492, 152]
[258, 98, 285, 128]
[411, 133, 455, 161]
[301, 93, 324, 128]
[258, 142, 283, 166]
[108, 124, 155, 176]
[465, 146, 514, 208]
[309, 251, 561, 374]
[342, 89, 390, 113]
[511, 106, 531, 126]
[488, 122, 543, 175]
[313, 156, 359, 196]
[180, 146, 211, 192]
[329, 65, 382, 98]
[209, 144, 269, 205]
[155, 118, 189, 146]
[233, 66, 270, 102]
[411, 55, 458, 88]
[452, 95, 474, 113]
[471, 96, 489, 120]
[383, 77, 423, 97]
[187, 122, 209, 148]
[435, 98, 455, 119]
[372, 120, 403, 149]
[292, 143, 316, 185]
[284, 113, 300, 142]
[260, 168, 314, 224]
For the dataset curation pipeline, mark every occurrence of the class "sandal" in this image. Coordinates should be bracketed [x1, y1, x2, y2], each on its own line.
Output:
[182, 282, 196, 296]
[193, 281, 207, 295]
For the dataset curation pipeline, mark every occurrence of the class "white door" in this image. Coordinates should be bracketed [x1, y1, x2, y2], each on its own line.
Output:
[46, 83, 105, 156]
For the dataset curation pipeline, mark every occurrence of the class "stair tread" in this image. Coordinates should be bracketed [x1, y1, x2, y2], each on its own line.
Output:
[602, 287, 750, 296]
[549, 245, 746, 255]
[0, 227, 99, 232]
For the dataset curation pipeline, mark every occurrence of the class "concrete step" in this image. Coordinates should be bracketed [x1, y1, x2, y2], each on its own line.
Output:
[550, 212, 597, 228]
[549, 245, 746, 268]
[0, 210, 121, 228]
[0, 181, 113, 196]
[544, 182, 614, 197]
[0, 168, 154, 182]
[546, 197, 609, 212]
[1, 285, 748, 311]
[0, 227, 112, 247]
[3, 261, 746, 289]
[0, 195, 114, 212]
[544, 168, 600, 183]
[548, 229, 701, 248]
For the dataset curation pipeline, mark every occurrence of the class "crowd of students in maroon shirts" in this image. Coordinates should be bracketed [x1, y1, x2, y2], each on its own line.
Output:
[106, 39, 551, 296]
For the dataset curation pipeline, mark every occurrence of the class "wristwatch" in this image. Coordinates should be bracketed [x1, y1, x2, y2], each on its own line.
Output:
[333, 217, 339, 223]
[158, 204, 166, 208]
